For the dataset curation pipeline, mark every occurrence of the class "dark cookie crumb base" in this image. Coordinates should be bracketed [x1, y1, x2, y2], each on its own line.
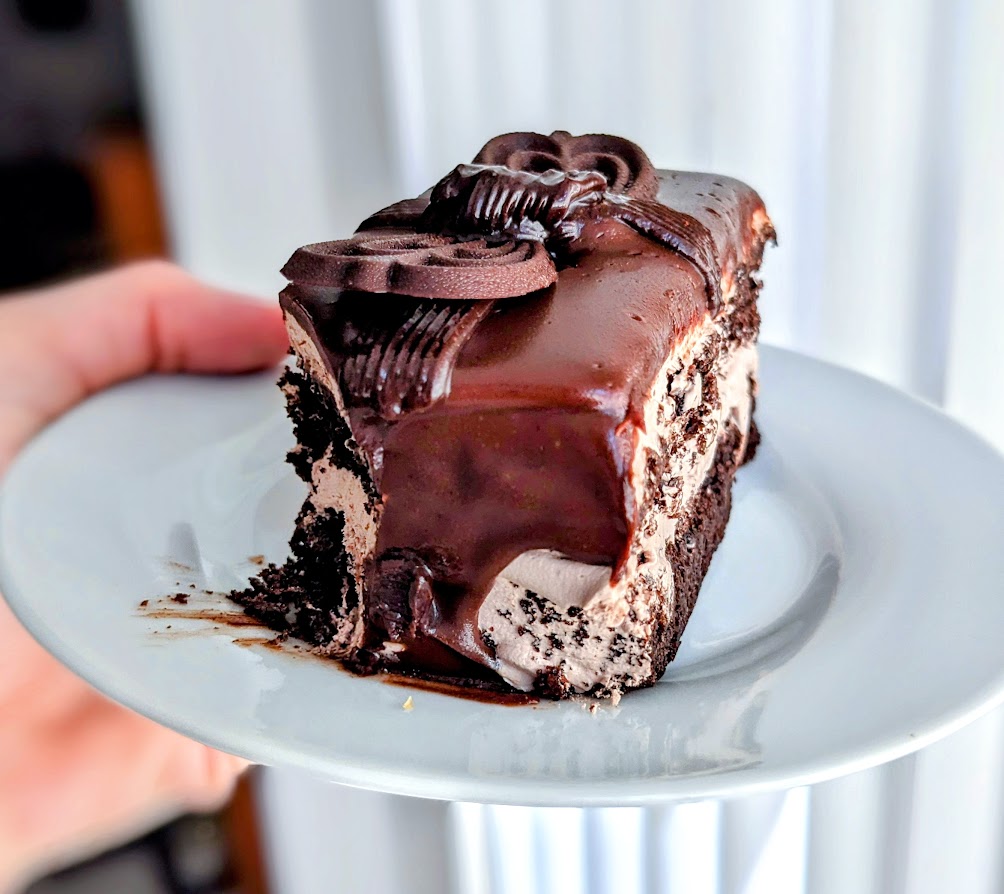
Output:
[279, 365, 375, 496]
[230, 369, 373, 645]
[232, 506, 360, 646]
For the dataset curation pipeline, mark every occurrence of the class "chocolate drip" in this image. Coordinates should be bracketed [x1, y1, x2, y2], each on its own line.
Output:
[367, 549, 436, 640]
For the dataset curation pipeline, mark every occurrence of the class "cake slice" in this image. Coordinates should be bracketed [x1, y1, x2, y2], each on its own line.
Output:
[234, 131, 774, 699]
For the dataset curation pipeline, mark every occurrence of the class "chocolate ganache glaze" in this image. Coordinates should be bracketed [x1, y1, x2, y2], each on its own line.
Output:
[279, 131, 773, 678]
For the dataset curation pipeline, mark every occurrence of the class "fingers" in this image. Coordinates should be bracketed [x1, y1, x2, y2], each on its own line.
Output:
[106, 259, 289, 376]
[0, 263, 273, 885]
[0, 260, 289, 474]
[0, 685, 248, 887]
[158, 737, 250, 811]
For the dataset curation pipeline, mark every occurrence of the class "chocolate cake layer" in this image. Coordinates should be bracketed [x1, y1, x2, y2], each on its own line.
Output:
[234, 131, 773, 698]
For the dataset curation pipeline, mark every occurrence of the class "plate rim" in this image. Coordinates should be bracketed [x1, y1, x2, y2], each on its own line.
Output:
[2, 344, 1003, 807]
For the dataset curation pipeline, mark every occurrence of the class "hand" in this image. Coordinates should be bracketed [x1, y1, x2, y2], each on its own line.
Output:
[0, 261, 289, 889]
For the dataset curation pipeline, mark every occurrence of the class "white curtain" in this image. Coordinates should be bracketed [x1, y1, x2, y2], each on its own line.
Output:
[130, 1, 1004, 891]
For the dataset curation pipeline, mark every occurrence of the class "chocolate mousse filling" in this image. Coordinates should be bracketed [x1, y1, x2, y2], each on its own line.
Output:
[233, 131, 774, 699]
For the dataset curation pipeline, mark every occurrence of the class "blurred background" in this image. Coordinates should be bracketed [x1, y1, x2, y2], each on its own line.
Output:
[2, 0, 1002, 892]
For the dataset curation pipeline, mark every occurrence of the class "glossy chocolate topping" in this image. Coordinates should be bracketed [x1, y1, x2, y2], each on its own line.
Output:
[280, 132, 773, 675]
[420, 164, 721, 304]
[346, 153, 722, 305]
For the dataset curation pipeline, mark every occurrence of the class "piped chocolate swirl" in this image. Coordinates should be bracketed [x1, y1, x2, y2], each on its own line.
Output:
[422, 166, 608, 242]
[282, 232, 557, 301]
[284, 289, 495, 421]
[236, 131, 774, 699]
[471, 129, 660, 199]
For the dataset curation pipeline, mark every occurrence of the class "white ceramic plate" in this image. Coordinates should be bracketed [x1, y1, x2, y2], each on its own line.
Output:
[2, 347, 1002, 806]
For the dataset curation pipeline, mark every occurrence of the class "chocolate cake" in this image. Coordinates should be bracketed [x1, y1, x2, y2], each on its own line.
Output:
[234, 131, 774, 699]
